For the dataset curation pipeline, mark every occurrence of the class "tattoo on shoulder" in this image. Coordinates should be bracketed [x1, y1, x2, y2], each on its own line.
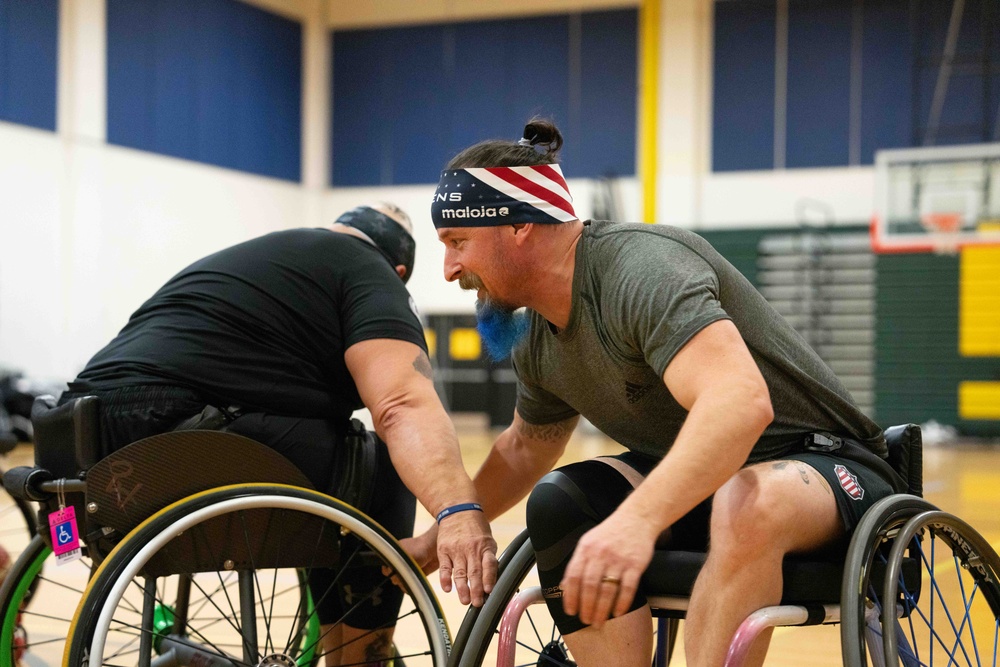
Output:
[519, 419, 575, 444]
[412, 352, 433, 379]
[771, 461, 789, 471]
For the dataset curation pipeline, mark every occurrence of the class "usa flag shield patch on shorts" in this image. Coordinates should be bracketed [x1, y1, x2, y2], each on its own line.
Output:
[834, 464, 865, 500]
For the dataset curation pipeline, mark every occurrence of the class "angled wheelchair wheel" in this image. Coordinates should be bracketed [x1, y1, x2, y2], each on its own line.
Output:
[455, 530, 575, 667]
[0, 488, 34, 550]
[0, 480, 37, 607]
[879, 510, 1000, 666]
[840, 494, 939, 666]
[64, 484, 450, 667]
[0, 534, 93, 667]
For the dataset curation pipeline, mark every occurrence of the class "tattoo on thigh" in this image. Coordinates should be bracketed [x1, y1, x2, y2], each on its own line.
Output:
[412, 352, 433, 379]
[771, 461, 789, 470]
[795, 462, 811, 485]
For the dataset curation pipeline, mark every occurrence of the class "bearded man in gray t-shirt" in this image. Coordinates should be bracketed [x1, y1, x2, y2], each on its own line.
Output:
[417, 119, 898, 667]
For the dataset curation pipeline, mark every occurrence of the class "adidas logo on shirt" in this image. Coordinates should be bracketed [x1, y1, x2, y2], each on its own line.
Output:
[625, 381, 651, 404]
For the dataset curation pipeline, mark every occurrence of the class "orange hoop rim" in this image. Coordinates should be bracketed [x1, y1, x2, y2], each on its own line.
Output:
[920, 212, 964, 234]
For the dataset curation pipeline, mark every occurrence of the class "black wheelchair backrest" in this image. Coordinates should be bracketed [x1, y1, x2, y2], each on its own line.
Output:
[884, 423, 922, 497]
[31, 395, 101, 478]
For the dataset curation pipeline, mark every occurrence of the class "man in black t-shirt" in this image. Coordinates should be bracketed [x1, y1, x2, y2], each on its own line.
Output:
[63, 203, 497, 665]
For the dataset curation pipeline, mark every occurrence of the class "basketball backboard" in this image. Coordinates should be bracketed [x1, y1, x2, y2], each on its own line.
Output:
[871, 143, 1000, 253]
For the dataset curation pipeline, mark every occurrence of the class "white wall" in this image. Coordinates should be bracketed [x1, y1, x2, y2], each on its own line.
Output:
[0, 0, 878, 383]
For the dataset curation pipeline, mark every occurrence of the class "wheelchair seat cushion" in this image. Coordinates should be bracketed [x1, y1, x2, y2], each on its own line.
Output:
[642, 550, 844, 605]
[642, 547, 921, 608]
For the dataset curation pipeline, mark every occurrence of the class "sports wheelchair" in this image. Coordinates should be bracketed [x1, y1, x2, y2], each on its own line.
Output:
[449, 424, 1000, 667]
[0, 395, 452, 667]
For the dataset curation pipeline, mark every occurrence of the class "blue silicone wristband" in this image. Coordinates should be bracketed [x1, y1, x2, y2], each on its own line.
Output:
[435, 503, 484, 524]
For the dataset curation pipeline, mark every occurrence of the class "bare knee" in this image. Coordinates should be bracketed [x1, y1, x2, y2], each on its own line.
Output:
[708, 468, 793, 558]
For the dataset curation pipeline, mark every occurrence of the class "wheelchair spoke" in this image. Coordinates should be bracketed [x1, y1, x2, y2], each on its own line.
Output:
[524, 607, 546, 647]
[283, 517, 333, 653]
[106, 616, 251, 667]
[295, 539, 368, 653]
[513, 638, 573, 666]
[307, 578, 414, 659]
[913, 538, 977, 666]
[264, 509, 287, 656]
[953, 554, 983, 667]
[900, 576, 975, 666]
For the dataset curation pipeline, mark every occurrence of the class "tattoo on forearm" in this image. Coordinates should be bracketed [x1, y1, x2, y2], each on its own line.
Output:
[519, 419, 575, 444]
[413, 352, 433, 379]
[772, 461, 789, 471]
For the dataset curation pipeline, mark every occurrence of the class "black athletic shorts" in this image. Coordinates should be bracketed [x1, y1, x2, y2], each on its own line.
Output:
[616, 445, 896, 546]
[777, 450, 895, 534]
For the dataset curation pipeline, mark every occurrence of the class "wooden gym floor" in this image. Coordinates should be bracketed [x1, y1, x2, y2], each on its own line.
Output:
[2, 417, 998, 666]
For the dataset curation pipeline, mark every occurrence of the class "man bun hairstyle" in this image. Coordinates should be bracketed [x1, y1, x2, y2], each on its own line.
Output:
[446, 116, 564, 170]
[520, 117, 563, 154]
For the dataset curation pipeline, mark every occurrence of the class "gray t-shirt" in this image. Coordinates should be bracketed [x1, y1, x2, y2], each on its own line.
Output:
[513, 220, 885, 463]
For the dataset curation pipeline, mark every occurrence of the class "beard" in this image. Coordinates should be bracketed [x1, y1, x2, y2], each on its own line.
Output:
[475, 299, 530, 362]
[460, 272, 529, 361]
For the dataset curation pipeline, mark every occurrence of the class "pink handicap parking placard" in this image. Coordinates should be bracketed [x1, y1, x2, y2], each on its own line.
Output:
[48, 506, 82, 564]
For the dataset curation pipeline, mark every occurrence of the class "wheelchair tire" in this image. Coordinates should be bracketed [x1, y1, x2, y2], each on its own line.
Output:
[0, 534, 93, 667]
[64, 484, 450, 667]
[840, 493, 938, 666]
[880, 510, 1000, 666]
[0, 483, 37, 605]
[455, 530, 576, 667]
[0, 491, 34, 546]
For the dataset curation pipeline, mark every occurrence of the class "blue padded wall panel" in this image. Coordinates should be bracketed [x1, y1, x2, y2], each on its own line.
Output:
[0, 0, 58, 131]
[914, 0, 994, 145]
[712, 1, 776, 172]
[332, 29, 388, 186]
[386, 24, 450, 185]
[447, 21, 514, 156]
[860, 0, 911, 163]
[107, 0, 301, 181]
[449, 15, 570, 174]
[333, 25, 450, 186]
[576, 9, 637, 178]
[332, 10, 635, 185]
[786, 0, 851, 168]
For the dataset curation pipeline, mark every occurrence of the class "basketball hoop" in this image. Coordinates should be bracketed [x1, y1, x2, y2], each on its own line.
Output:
[920, 212, 964, 234]
[918, 212, 964, 254]
[871, 143, 1000, 254]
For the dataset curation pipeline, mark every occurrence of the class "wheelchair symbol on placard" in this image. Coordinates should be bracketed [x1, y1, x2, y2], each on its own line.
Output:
[56, 523, 73, 546]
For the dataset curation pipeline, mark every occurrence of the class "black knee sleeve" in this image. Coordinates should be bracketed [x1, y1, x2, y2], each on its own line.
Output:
[525, 459, 651, 635]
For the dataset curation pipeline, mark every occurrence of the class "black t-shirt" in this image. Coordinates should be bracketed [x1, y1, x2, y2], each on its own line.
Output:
[73, 229, 427, 421]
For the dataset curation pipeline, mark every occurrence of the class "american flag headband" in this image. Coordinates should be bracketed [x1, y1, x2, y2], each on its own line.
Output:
[431, 164, 577, 229]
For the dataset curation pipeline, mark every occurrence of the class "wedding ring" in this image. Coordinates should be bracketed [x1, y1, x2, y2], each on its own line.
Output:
[601, 575, 621, 585]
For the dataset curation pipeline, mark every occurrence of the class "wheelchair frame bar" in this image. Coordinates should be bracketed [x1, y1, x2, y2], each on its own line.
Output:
[723, 604, 840, 667]
[495, 590, 840, 667]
